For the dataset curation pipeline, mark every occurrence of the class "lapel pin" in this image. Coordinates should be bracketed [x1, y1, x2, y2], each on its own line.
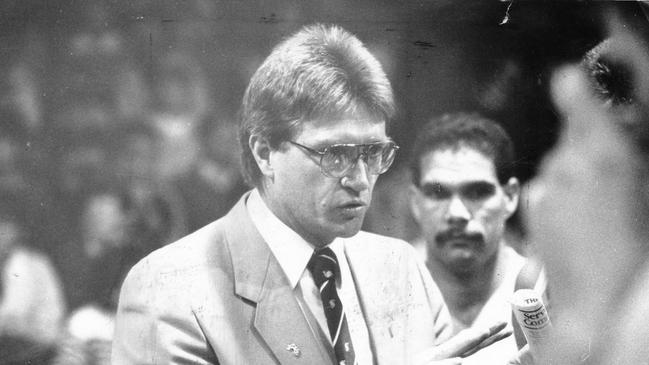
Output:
[286, 343, 301, 358]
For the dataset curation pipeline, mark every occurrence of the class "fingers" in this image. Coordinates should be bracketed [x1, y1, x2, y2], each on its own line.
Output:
[461, 327, 512, 357]
[431, 321, 508, 359]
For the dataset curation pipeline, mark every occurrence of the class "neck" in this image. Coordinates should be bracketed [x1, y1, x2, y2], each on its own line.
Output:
[427, 243, 506, 328]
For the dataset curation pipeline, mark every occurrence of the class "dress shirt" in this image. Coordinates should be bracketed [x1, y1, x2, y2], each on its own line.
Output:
[247, 189, 373, 364]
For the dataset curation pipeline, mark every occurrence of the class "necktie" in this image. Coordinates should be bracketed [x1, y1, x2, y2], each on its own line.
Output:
[307, 247, 355, 365]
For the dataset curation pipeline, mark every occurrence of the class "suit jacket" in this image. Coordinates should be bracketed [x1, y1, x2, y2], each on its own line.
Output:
[111, 193, 451, 364]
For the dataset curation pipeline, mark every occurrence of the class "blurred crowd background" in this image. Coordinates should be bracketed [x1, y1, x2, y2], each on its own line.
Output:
[0, 0, 646, 364]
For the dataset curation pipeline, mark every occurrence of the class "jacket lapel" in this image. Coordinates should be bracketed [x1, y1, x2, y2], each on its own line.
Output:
[223, 193, 333, 364]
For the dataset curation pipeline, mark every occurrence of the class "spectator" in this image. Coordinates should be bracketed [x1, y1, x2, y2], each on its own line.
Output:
[113, 123, 188, 245]
[0, 195, 65, 364]
[146, 52, 245, 231]
[56, 187, 173, 365]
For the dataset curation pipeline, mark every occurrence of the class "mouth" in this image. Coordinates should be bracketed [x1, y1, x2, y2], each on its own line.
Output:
[337, 201, 368, 215]
[445, 238, 478, 248]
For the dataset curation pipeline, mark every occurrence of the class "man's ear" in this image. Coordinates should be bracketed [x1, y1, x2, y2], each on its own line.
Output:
[503, 177, 521, 218]
[249, 135, 274, 179]
[408, 184, 423, 223]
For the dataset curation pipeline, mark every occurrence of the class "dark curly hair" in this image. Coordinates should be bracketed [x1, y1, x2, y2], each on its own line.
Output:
[409, 112, 515, 186]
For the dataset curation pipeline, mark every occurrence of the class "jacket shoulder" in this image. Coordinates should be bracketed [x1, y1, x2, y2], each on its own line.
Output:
[119, 217, 234, 305]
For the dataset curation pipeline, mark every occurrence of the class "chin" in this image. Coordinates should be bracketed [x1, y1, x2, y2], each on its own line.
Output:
[448, 253, 479, 268]
[325, 213, 364, 235]
[334, 222, 364, 238]
[444, 256, 477, 274]
[310, 221, 363, 245]
[337, 230, 360, 239]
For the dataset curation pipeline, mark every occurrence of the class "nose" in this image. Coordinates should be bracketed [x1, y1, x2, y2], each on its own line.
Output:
[446, 195, 470, 226]
[340, 158, 370, 192]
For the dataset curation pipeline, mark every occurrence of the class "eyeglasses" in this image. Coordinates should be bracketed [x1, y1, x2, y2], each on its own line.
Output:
[288, 140, 399, 178]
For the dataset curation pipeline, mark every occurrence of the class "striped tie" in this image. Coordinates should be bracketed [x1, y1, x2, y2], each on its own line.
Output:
[307, 247, 355, 365]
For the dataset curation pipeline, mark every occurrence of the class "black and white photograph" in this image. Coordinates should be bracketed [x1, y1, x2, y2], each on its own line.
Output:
[1, 1, 648, 364]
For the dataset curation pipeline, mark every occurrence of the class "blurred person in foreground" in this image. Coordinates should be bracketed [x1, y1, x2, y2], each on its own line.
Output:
[0, 197, 65, 364]
[509, 13, 649, 365]
[408, 113, 525, 365]
[112, 23, 510, 364]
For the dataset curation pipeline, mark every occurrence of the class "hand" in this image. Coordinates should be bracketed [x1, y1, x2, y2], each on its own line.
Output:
[415, 321, 512, 364]
[530, 64, 643, 363]
[507, 344, 534, 365]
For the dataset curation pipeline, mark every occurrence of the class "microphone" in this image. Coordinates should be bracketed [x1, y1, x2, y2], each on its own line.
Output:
[511, 288, 552, 359]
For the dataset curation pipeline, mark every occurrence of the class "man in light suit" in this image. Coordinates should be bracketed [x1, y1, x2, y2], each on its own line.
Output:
[112, 23, 508, 365]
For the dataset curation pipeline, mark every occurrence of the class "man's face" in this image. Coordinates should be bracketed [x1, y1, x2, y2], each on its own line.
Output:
[410, 146, 518, 274]
[262, 108, 388, 246]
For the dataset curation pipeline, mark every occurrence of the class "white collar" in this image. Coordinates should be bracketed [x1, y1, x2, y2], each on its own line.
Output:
[246, 189, 345, 289]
